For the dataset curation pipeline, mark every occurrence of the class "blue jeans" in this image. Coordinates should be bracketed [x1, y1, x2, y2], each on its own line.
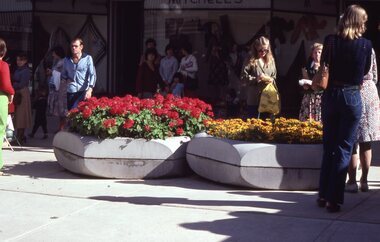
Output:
[318, 87, 362, 204]
[67, 91, 85, 111]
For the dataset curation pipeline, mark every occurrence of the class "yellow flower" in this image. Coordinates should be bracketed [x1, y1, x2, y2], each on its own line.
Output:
[206, 117, 323, 144]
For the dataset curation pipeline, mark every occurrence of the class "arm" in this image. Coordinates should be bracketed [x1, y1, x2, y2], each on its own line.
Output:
[60, 58, 69, 82]
[183, 55, 198, 73]
[159, 60, 165, 82]
[371, 49, 378, 85]
[241, 62, 258, 84]
[168, 59, 178, 84]
[14, 68, 31, 90]
[85, 56, 96, 100]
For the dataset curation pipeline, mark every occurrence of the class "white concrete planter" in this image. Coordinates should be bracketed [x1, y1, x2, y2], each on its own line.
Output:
[53, 131, 191, 178]
[186, 135, 323, 190]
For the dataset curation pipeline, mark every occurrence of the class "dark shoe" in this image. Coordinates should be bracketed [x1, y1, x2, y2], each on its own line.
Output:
[360, 182, 369, 192]
[326, 202, 340, 213]
[316, 198, 326, 208]
[19, 136, 26, 144]
[345, 182, 358, 193]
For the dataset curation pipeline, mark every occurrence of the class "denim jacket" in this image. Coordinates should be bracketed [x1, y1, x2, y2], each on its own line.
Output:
[61, 53, 96, 93]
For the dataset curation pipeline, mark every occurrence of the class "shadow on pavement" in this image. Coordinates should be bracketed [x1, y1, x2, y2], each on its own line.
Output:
[88, 192, 315, 212]
[2, 161, 83, 179]
[115, 174, 248, 191]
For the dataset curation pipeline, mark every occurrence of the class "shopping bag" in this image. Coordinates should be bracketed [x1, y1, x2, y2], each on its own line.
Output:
[258, 83, 280, 115]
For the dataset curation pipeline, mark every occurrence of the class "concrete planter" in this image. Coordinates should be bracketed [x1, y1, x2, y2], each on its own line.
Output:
[53, 131, 191, 178]
[186, 135, 323, 190]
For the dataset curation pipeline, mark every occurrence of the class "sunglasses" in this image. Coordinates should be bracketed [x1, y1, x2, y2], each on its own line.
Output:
[258, 49, 269, 53]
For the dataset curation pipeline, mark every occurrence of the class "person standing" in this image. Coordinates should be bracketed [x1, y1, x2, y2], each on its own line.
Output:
[12, 52, 32, 143]
[299, 43, 323, 122]
[241, 36, 277, 119]
[61, 38, 96, 111]
[317, 5, 372, 213]
[178, 43, 198, 97]
[136, 48, 166, 98]
[0, 38, 15, 172]
[29, 86, 48, 139]
[47, 46, 66, 132]
[159, 44, 178, 90]
[346, 49, 380, 193]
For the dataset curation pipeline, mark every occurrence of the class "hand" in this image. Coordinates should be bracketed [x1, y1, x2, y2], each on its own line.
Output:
[46, 68, 52, 76]
[260, 74, 273, 84]
[303, 84, 311, 90]
[9, 94, 13, 104]
[85, 88, 92, 100]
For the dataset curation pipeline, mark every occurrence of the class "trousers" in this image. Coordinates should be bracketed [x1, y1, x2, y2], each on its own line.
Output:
[318, 87, 362, 204]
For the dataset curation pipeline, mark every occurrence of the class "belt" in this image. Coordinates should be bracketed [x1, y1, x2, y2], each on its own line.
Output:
[329, 85, 360, 90]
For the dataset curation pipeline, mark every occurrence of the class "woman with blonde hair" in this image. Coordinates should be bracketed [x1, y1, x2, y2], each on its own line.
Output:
[317, 5, 372, 213]
[299, 43, 323, 121]
[241, 36, 277, 118]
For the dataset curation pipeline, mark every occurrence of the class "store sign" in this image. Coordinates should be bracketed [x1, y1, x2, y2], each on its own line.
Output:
[144, 0, 270, 9]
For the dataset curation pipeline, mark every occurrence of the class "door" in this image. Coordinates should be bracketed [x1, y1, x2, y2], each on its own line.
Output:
[110, 0, 144, 96]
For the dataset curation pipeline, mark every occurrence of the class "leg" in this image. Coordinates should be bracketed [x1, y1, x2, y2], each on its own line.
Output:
[325, 89, 362, 205]
[59, 117, 66, 131]
[17, 128, 26, 143]
[41, 116, 48, 138]
[345, 143, 359, 192]
[319, 91, 339, 201]
[359, 142, 371, 191]
[0, 95, 8, 169]
[347, 143, 359, 183]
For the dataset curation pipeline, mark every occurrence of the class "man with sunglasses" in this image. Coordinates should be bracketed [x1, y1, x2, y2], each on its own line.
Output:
[61, 38, 96, 111]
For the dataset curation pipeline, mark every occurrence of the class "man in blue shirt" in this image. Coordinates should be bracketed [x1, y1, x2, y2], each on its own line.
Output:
[61, 38, 96, 110]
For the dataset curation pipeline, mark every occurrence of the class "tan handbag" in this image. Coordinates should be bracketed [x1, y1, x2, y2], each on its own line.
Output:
[311, 63, 329, 91]
[311, 37, 333, 91]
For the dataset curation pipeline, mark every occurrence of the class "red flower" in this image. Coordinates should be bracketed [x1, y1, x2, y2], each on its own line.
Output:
[82, 108, 92, 119]
[144, 125, 151, 132]
[168, 111, 179, 119]
[102, 118, 116, 128]
[169, 121, 176, 128]
[68, 108, 79, 115]
[190, 108, 201, 119]
[176, 128, 184, 135]
[123, 119, 134, 129]
[176, 118, 184, 126]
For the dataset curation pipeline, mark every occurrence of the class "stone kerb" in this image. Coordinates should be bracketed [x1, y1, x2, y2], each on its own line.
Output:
[186, 135, 323, 190]
[53, 131, 190, 178]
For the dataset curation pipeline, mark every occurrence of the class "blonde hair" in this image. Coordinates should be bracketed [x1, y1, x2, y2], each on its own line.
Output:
[311, 42, 323, 52]
[250, 36, 275, 65]
[337, 5, 367, 40]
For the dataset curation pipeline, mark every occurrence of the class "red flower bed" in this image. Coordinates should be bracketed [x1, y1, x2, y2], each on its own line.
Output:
[67, 94, 214, 139]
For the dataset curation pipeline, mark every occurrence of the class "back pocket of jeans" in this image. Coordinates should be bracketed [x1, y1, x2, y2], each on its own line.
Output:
[342, 89, 360, 107]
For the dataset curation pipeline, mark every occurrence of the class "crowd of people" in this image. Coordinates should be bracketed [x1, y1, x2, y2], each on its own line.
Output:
[0, 4, 379, 213]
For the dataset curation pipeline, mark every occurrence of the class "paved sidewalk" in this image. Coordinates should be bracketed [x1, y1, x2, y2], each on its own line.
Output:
[1, 121, 380, 242]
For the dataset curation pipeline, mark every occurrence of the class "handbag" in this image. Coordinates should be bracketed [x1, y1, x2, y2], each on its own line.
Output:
[311, 63, 329, 91]
[311, 37, 333, 91]
[258, 82, 280, 115]
[13, 92, 22, 105]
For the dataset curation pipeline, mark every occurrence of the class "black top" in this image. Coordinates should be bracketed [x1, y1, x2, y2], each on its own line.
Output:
[322, 34, 372, 87]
